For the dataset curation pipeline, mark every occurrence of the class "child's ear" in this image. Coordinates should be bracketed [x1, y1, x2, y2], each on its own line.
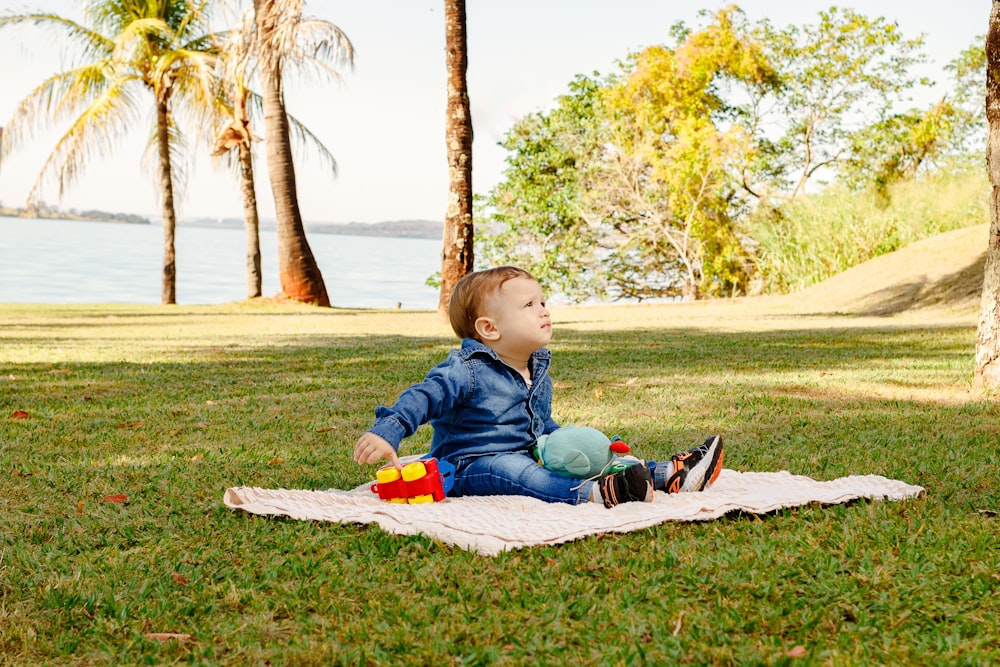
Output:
[474, 316, 500, 341]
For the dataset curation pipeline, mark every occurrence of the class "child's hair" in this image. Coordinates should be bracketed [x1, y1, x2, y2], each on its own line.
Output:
[448, 266, 536, 340]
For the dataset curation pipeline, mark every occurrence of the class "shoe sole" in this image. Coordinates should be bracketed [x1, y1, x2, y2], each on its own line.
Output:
[668, 435, 724, 493]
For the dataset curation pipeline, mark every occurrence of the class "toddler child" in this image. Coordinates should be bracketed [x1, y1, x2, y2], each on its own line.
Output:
[353, 266, 723, 507]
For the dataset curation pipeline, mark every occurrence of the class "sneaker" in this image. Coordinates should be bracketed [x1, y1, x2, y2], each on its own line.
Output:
[663, 435, 724, 493]
[598, 464, 654, 508]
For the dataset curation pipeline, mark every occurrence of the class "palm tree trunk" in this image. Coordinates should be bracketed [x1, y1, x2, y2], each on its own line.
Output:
[438, 0, 474, 312]
[156, 99, 177, 305]
[976, 0, 1000, 391]
[239, 141, 263, 299]
[254, 0, 329, 307]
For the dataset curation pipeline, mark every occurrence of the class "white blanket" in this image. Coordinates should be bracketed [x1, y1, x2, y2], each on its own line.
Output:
[223, 469, 924, 556]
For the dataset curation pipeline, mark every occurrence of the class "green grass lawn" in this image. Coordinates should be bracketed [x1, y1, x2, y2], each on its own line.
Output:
[2, 300, 998, 666]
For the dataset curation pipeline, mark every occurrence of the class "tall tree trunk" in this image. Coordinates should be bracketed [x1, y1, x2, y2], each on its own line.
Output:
[976, 0, 1000, 391]
[156, 99, 177, 305]
[438, 0, 474, 312]
[254, 0, 330, 307]
[239, 141, 262, 299]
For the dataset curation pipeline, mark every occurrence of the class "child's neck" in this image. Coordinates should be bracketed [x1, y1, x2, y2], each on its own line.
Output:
[498, 353, 529, 372]
[500, 355, 532, 384]
[482, 340, 534, 383]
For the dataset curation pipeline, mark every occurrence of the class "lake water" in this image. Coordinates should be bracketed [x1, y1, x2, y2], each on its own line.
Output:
[0, 216, 443, 309]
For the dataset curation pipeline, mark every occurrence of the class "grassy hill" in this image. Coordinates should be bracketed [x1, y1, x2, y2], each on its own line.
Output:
[783, 223, 989, 316]
[554, 223, 989, 340]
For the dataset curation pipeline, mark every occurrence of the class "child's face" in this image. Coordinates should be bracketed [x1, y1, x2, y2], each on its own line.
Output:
[480, 276, 552, 357]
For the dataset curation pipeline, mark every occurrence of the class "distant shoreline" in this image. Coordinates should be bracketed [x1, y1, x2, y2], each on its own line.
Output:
[181, 217, 443, 240]
[307, 220, 442, 240]
[0, 207, 150, 225]
[1, 208, 443, 240]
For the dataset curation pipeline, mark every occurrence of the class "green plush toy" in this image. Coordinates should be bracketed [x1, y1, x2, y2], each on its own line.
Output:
[534, 425, 632, 479]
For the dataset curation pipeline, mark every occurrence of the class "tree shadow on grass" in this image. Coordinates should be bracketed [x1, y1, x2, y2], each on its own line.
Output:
[550, 323, 995, 510]
[4, 324, 996, 509]
[848, 252, 986, 316]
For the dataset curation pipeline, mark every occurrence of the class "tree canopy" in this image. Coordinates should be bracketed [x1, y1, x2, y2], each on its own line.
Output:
[478, 5, 985, 303]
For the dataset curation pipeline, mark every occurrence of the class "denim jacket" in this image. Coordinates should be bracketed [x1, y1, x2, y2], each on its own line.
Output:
[368, 338, 560, 464]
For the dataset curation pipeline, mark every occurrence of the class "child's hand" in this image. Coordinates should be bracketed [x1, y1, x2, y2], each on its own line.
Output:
[353, 432, 402, 469]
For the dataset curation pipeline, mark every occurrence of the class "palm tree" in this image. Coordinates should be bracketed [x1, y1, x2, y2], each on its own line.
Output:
[249, 0, 352, 307]
[213, 9, 263, 299]
[211, 5, 345, 301]
[976, 0, 1000, 391]
[438, 0, 474, 312]
[0, 0, 220, 305]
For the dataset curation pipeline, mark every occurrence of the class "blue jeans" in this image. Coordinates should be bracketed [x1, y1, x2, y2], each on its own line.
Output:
[647, 459, 670, 491]
[451, 451, 596, 505]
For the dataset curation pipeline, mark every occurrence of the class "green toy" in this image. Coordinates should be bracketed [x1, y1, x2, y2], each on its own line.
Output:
[534, 425, 632, 479]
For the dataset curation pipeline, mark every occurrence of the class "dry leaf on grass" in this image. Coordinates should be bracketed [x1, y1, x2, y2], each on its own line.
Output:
[786, 645, 807, 658]
[10, 410, 29, 419]
[103, 494, 128, 503]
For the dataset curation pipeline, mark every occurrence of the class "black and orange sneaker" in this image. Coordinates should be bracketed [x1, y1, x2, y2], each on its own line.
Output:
[662, 435, 724, 493]
[598, 464, 654, 508]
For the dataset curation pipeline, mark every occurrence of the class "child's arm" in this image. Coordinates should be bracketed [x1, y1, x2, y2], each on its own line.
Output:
[353, 432, 401, 469]
[355, 354, 468, 467]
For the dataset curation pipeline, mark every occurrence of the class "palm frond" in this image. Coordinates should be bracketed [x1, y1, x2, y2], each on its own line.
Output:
[140, 113, 189, 206]
[286, 111, 337, 176]
[174, 0, 215, 41]
[295, 18, 354, 69]
[269, 16, 353, 85]
[25, 75, 143, 204]
[1, 61, 116, 156]
[219, 8, 257, 84]
[0, 12, 114, 60]
[114, 17, 173, 68]
[165, 49, 224, 146]
[167, 117, 189, 204]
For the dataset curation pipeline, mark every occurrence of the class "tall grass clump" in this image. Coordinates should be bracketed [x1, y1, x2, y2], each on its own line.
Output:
[750, 166, 988, 294]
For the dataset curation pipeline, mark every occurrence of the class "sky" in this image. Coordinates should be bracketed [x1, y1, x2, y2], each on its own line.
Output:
[0, 1, 988, 225]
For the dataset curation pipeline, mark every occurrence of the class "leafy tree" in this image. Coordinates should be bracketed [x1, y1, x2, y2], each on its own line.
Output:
[438, 0, 474, 312]
[250, 0, 352, 307]
[212, 5, 346, 300]
[839, 99, 956, 197]
[481, 7, 776, 301]
[839, 35, 987, 198]
[754, 7, 929, 199]
[944, 36, 987, 160]
[976, 1, 1000, 392]
[477, 75, 606, 301]
[594, 7, 777, 299]
[0, 0, 220, 305]
[482, 5, 976, 304]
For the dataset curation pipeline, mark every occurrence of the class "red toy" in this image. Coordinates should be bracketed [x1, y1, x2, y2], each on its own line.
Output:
[370, 457, 453, 504]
